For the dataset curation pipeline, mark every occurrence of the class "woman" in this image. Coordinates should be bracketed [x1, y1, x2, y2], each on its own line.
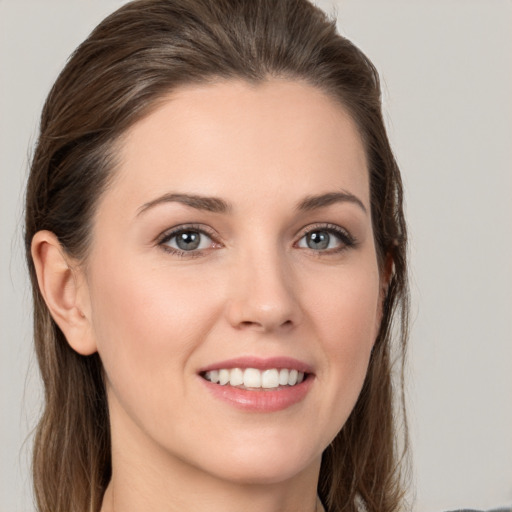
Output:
[25, 1, 408, 511]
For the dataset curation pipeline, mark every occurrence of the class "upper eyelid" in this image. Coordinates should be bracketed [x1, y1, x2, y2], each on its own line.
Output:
[300, 222, 346, 232]
[296, 222, 353, 238]
[157, 223, 219, 243]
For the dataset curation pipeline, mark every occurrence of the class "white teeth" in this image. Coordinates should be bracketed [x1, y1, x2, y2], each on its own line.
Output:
[261, 369, 279, 388]
[243, 368, 261, 388]
[205, 370, 219, 383]
[278, 369, 289, 385]
[288, 369, 298, 386]
[229, 367, 244, 386]
[203, 367, 307, 389]
[218, 369, 230, 385]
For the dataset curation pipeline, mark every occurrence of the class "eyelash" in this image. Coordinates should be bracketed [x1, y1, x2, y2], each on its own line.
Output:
[295, 223, 357, 255]
[157, 224, 220, 258]
[157, 223, 357, 258]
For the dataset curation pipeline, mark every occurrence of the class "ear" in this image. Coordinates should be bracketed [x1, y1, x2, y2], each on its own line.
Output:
[31, 230, 97, 355]
[375, 252, 394, 335]
[381, 252, 394, 303]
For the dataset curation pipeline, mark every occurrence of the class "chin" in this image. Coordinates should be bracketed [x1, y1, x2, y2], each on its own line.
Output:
[195, 441, 320, 486]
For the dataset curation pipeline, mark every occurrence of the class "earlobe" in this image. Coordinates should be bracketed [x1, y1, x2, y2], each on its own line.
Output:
[31, 230, 97, 356]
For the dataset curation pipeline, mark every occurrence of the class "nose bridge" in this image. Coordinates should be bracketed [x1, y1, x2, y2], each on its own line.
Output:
[226, 236, 301, 332]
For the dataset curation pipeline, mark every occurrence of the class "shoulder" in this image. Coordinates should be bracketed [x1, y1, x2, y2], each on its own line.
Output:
[445, 509, 512, 512]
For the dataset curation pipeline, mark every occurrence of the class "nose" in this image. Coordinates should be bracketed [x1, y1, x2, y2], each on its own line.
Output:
[225, 247, 302, 333]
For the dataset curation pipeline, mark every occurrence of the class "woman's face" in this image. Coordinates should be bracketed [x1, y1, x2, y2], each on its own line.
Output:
[81, 79, 382, 485]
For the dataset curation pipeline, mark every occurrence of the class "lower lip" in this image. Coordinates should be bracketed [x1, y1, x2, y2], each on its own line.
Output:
[200, 375, 313, 412]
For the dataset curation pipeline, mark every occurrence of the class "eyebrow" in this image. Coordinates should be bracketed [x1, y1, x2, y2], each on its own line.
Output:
[136, 190, 367, 217]
[137, 193, 231, 216]
[297, 191, 367, 214]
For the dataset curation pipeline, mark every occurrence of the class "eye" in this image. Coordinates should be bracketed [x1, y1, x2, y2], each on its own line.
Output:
[296, 225, 355, 252]
[159, 225, 218, 255]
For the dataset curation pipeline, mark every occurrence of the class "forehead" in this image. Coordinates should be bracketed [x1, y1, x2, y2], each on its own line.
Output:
[103, 79, 369, 214]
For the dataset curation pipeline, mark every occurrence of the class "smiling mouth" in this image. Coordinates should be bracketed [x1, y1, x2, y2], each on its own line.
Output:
[201, 368, 308, 390]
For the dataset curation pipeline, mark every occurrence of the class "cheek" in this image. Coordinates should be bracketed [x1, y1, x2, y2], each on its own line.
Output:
[309, 262, 381, 353]
[86, 256, 221, 413]
[90, 255, 215, 344]
[305, 260, 381, 430]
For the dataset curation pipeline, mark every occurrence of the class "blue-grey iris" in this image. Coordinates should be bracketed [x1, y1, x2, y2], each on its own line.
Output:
[307, 231, 330, 250]
[176, 231, 201, 250]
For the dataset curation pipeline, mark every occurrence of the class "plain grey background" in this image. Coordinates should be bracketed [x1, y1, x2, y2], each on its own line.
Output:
[1, 1, 511, 511]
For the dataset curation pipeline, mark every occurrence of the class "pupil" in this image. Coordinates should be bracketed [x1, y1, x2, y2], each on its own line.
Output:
[308, 231, 329, 250]
[176, 231, 200, 250]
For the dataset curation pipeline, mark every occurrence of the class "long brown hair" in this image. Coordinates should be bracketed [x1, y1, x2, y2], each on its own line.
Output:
[24, 1, 409, 511]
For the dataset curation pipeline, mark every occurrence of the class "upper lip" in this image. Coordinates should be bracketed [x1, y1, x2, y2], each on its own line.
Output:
[198, 356, 314, 374]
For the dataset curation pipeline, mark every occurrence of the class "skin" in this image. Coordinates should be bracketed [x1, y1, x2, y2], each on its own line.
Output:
[33, 79, 384, 512]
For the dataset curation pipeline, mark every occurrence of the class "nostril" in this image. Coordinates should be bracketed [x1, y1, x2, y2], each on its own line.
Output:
[237, 319, 294, 331]
[240, 320, 257, 328]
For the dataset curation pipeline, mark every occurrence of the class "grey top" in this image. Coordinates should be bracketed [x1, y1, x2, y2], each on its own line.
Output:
[448, 509, 512, 512]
